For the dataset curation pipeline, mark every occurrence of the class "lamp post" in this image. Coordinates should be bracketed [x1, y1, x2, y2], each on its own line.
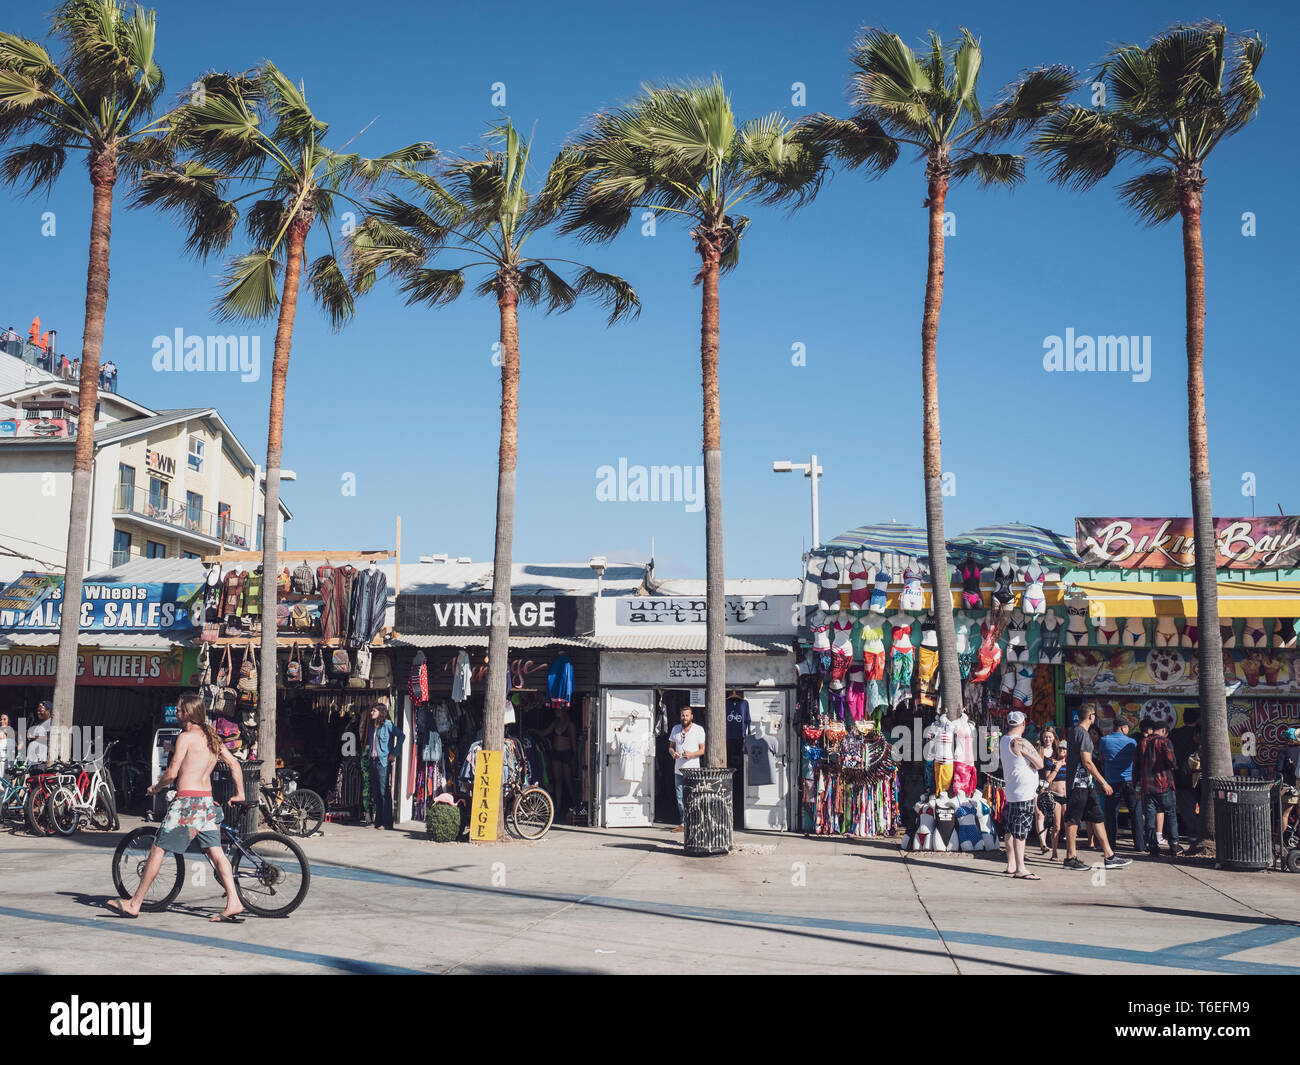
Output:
[772, 455, 823, 549]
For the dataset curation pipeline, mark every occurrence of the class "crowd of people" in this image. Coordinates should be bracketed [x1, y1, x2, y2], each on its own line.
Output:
[999, 705, 1217, 878]
[0, 316, 118, 392]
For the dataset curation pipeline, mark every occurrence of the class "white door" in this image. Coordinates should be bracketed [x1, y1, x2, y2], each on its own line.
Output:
[602, 689, 655, 827]
[743, 690, 789, 831]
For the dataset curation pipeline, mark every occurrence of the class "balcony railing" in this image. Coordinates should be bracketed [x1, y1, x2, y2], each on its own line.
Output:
[110, 549, 131, 567]
[114, 484, 251, 546]
[0, 338, 119, 393]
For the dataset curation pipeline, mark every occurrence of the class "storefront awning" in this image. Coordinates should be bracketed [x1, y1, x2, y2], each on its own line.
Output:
[392, 633, 792, 654]
[0, 633, 189, 648]
[1072, 581, 1300, 619]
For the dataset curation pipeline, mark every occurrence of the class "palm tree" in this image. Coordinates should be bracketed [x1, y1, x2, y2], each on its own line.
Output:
[348, 119, 639, 798]
[798, 29, 1074, 719]
[546, 78, 824, 788]
[1033, 23, 1265, 833]
[0, 0, 174, 757]
[136, 63, 433, 779]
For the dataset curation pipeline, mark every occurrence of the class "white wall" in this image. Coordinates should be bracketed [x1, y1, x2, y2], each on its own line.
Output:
[599, 652, 794, 687]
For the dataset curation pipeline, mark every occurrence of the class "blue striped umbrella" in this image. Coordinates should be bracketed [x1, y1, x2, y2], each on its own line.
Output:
[826, 522, 930, 557]
[948, 523, 1079, 567]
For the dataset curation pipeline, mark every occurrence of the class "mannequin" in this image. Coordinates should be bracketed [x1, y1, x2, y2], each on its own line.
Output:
[848, 551, 871, 610]
[1273, 618, 1298, 650]
[899, 556, 925, 611]
[920, 613, 939, 648]
[1037, 610, 1064, 664]
[1065, 590, 1090, 647]
[1011, 667, 1034, 710]
[1242, 616, 1267, 650]
[1092, 609, 1120, 646]
[990, 552, 1016, 626]
[917, 613, 940, 708]
[846, 663, 866, 722]
[1005, 608, 1030, 664]
[954, 612, 976, 678]
[818, 555, 842, 612]
[1153, 616, 1180, 647]
[999, 663, 1017, 706]
[1122, 617, 1147, 647]
[950, 711, 977, 796]
[612, 711, 648, 798]
[931, 713, 956, 795]
[1020, 554, 1047, 616]
[860, 607, 888, 711]
[887, 611, 916, 710]
[828, 609, 854, 691]
[807, 609, 831, 676]
[869, 567, 890, 614]
[959, 554, 983, 609]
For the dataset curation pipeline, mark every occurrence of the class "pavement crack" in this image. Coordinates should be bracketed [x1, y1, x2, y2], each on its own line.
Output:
[900, 857, 962, 974]
[1171, 862, 1300, 926]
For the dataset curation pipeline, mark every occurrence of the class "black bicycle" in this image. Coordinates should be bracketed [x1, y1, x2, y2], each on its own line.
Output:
[111, 800, 311, 917]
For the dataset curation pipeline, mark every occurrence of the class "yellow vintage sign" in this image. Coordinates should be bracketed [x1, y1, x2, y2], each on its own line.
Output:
[471, 748, 502, 842]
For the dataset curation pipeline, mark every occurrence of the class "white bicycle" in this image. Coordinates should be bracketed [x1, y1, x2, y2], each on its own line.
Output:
[47, 740, 119, 834]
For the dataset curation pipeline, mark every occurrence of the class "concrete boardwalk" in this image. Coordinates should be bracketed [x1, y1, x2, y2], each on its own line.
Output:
[2, 818, 1297, 974]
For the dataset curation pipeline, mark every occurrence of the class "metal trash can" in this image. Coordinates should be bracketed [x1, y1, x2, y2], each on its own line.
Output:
[212, 759, 262, 836]
[1209, 776, 1272, 871]
[682, 768, 734, 856]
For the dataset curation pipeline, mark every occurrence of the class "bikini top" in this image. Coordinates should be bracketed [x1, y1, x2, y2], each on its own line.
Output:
[1007, 616, 1028, 635]
[1023, 565, 1045, 590]
[902, 565, 921, 591]
[921, 615, 937, 635]
[890, 624, 913, 648]
[961, 559, 981, 592]
[874, 571, 891, 591]
[859, 621, 885, 647]
[832, 618, 853, 633]
[993, 566, 1014, 594]
[1067, 603, 1088, 622]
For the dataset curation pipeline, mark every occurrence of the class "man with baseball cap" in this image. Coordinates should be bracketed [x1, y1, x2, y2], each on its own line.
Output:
[999, 711, 1045, 879]
[1063, 704, 1132, 870]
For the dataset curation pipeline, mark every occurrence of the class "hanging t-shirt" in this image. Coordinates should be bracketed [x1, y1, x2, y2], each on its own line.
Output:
[725, 697, 751, 740]
[745, 734, 777, 786]
[451, 651, 472, 703]
[615, 736, 647, 781]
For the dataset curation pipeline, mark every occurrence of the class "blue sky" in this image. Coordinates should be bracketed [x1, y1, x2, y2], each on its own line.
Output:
[4, 0, 1296, 579]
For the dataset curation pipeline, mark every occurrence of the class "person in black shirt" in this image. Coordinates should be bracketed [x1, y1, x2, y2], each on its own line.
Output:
[1279, 728, 1300, 841]
[1063, 704, 1132, 871]
[1170, 708, 1201, 849]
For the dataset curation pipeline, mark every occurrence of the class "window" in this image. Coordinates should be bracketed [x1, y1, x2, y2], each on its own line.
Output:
[117, 464, 135, 509]
[181, 551, 199, 560]
[186, 491, 203, 531]
[145, 540, 166, 559]
[112, 530, 132, 567]
[188, 435, 205, 473]
[256, 515, 265, 551]
[148, 477, 168, 516]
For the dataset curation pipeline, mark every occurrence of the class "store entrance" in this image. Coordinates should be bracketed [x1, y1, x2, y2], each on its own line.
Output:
[653, 689, 694, 825]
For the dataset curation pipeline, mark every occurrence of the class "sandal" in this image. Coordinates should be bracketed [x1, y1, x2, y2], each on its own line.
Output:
[1013, 872, 1042, 880]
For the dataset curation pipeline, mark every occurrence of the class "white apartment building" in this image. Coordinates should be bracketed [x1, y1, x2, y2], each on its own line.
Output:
[0, 366, 290, 581]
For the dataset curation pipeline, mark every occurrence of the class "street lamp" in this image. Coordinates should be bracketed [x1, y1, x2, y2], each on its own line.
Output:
[772, 455, 823, 549]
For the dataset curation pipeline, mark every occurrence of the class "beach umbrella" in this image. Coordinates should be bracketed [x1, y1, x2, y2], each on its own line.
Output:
[948, 523, 1079, 567]
[826, 522, 930, 557]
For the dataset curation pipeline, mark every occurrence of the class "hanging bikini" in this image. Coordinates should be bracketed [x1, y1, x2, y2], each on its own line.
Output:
[1038, 613, 1063, 664]
[888, 622, 915, 710]
[858, 616, 888, 709]
[808, 616, 832, 674]
[869, 569, 890, 614]
[959, 555, 982, 608]
[848, 554, 871, 610]
[1021, 563, 1046, 614]
[819, 557, 841, 611]
[1005, 615, 1030, 664]
[917, 615, 940, 708]
[827, 616, 854, 691]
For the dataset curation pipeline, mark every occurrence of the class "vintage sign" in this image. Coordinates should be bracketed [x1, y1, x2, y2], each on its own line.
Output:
[1076, 516, 1300, 569]
[617, 596, 773, 626]
[396, 595, 580, 637]
[471, 748, 502, 842]
[0, 580, 201, 633]
[0, 417, 69, 438]
[1064, 648, 1300, 697]
[0, 647, 190, 686]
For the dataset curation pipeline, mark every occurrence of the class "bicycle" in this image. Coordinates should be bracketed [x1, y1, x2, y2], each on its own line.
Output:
[111, 798, 311, 917]
[503, 773, 554, 840]
[23, 762, 75, 836]
[47, 740, 119, 835]
[258, 770, 324, 838]
[0, 761, 31, 826]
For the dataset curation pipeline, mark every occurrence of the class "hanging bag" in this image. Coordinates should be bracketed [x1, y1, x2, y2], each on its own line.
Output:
[286, 644, 302, 684]
[292, 561, 316, 595]
[238, 640, 259, 693]
[216, 644, 233, 687]
[332, 648, 352, 675]
[307, 646, 326, 685]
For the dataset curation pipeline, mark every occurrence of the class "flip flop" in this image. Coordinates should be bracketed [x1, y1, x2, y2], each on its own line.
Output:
[209, 913, 245, 924]
[1014, 872, 1042, 880]
[105, 899, 137, 919]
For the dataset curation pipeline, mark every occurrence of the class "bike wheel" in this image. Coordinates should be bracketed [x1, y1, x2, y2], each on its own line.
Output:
[231, 831, 311, 917]
[91, 784, 118, 831]
[286, 789, 324, 838]
[510, 786, 555, 840]
[48, 786, 81, 836]
[112, 827, 184, 911]
[24, 785, 54, 837]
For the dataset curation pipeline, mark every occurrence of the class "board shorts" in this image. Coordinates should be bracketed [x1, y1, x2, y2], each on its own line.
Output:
[1005, 799, 1035, 840]
[1065, 786, 1104, 827]
[155, 791, 224, 853]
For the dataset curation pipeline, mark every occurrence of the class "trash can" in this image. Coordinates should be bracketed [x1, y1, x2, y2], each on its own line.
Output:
[212, 759, 262, 836]
[1209, 776, 1272, 871]
[681, 768, 734, 856]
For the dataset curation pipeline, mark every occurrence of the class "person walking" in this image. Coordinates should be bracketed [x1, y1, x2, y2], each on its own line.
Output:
[1099, 715, 1145, 852]
[668, 705, 706, 832]
[1170, 708, 1202, 853]
[1036, 729, 1067, 859]
[1000, 711, 1044, 879]
[106, 694, 245, 921]
[1063, 704, 1132, 870]
[1138, 718, 1181, 857]
[367, 700, 404, 831]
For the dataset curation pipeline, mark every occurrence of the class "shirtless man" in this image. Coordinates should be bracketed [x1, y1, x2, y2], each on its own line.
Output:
[107, 693, 245, 922]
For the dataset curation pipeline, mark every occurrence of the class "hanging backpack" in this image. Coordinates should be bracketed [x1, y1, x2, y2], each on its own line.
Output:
[277, 568, 292, 594]
[292, 561, 316, 595]
[307, 647, 326, 685]
[215, 645, 233, 687]
[237, 641, 259, 693]
[214, 716, 242, 753]
[285, 644, 302, 684]
[331, 648, 351, 675]
[369, 651, 392, 690]
[292, 604, 312, 630]
[353, 645, 372, 681]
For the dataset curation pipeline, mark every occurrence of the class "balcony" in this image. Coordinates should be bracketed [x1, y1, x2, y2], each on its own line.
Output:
[114, 484, 251, 547]
[0, 338, 119, 393]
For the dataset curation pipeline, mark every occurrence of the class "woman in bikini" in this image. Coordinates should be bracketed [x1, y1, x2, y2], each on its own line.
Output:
[540, 706, 578, 814]
[1037, 735, 1068, 859]
[107, 694, 245, 922]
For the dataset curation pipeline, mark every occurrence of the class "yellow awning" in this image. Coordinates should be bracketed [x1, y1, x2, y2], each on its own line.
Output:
[1072, 581, 1300, 619]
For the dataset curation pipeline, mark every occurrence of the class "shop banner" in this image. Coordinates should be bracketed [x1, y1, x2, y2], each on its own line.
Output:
[0, 579, 201, 633]
[1065, 648, 1300, 696]
[0, 646, 192, 686]
[0, 572, 60, 613]
[0, 417, 70, 438]
[471, 749, 502, 842]
[396, 594, 580, 636]
[616, 595, 779, 627]
[1076, 516, 1300, 569]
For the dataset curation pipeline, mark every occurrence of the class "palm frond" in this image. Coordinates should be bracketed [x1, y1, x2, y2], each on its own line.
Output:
[214, 248, 281, 322]
[573, 266, 640, 325]
[951, 150, 1024, 188]
[519, 261, 577, 314]
[131, 161, 237, 257]
[1116, 167, 1179, 226]
[793, 113, 899, 177]
[1029, 105, 1120, 190]
[850, 28, 933, 133]
[718, 213, 749, 273]
[1, 140, 68, 195]
[398, 266, 467, 307]
[305, 254, 354, 330]
[976, 65, 1077, 144]
[259, 61, 327, 148]
[1223, 31, 1265, 133]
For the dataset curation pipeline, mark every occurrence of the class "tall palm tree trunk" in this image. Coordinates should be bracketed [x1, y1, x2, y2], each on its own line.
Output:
[921, 167, 963, 720]
[481, 284, 519, 832]
[50, 150, 117, 759]
[256, 216, 309, 783]
[698, 236, 726, 769]
[1181, 177, 1227, 837]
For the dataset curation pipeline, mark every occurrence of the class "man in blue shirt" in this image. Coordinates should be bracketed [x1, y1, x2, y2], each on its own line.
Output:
[367, 700, 405, 830]
[1099, 715, 1144, 853]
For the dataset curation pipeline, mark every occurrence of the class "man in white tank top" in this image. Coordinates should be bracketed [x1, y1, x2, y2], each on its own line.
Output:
[999, 711, 1044, 879]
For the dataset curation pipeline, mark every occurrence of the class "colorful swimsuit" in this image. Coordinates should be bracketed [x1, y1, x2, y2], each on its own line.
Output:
[899, 564, 924, 611]
[846, 664, 866, 722]
[888, 624, 915, 709]
[819, 557, 841, 611]
[156, 791, 224, 853]
[1021, 564, 1046, 614]
[870, 570, 890, 614]
[960, 556, 983, 608]
[828, 618, 854, 690]
[848, 555, 871, 609]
